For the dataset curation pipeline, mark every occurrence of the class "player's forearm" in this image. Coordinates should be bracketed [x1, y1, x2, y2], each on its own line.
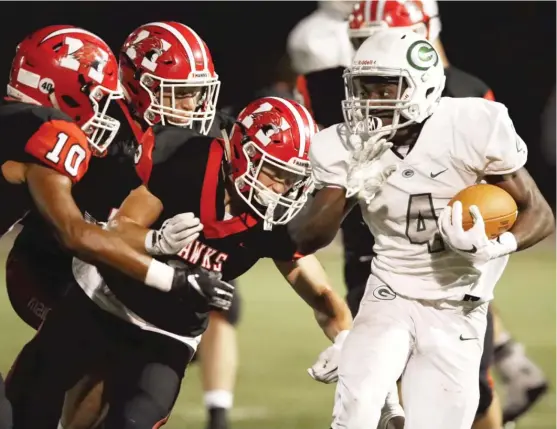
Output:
[295, 188, 354, 254]
[509, 193, 554, 251]
[312, 288, 352, 342]
[61, 220, 157, 283]
[107, 215, 152, 253]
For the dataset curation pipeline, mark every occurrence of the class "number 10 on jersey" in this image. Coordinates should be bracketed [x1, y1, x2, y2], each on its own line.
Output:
[45, 132, 87, 178]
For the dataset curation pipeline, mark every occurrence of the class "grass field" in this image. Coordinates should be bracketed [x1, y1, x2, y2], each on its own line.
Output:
[0, 229, 554, 429]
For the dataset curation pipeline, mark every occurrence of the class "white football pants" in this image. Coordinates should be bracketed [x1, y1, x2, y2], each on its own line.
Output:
[332, 274, 488, 429]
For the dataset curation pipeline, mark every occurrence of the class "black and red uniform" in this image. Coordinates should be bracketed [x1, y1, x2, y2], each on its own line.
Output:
[0, 101, 93, 236]
[6, 125, 301, 429]
[0, 100, 94, 429]
[5, 101, 143, 330]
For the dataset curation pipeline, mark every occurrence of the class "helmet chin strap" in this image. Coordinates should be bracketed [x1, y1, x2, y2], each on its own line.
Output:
[254, 188, 278, 231]
[263, 202, 277, 231]
[220, 128, 232, 163]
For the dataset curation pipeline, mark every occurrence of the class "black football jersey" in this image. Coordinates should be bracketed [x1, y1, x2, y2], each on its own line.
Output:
[10, 101, 143, 277]
[100, 126, 300, 336]
[0, 101, 94, 236]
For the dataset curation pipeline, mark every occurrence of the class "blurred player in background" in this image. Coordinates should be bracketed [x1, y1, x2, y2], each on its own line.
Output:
[287, 0, 356, 128]
[288, 1, 550, 426]
[5, 22, 220, 429]
[300, 28, 554, 429]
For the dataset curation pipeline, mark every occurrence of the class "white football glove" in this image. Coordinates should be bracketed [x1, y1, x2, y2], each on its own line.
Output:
[346, 133, 397, 205]
[438, 201, 517, 264]
[307, 330, 349, 384]
[145, 213, 204, 256]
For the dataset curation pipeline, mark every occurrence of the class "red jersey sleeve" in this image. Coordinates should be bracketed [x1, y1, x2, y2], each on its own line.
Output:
[24, 119, 91, 183]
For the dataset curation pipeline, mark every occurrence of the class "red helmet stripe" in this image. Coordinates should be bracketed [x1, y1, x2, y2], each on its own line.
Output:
[174, 22, 209, 71]
[298, 102, 317, 154]
[366, 0, 378, 22]
[376, 0, 387, 22]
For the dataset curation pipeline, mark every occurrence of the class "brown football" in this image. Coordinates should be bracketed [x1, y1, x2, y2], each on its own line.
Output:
[448, 184, 517, 239]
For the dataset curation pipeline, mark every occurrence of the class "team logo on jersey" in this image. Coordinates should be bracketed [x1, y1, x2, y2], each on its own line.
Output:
[402, 168, 414, 178]
[372, 285, 396, 300]
[178, 239, 229, 272]
[406, 40, 439, 71]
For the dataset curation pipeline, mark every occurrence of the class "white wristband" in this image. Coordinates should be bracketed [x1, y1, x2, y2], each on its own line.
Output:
[145, 259, 174, 292]
[491, 232, 518, 259]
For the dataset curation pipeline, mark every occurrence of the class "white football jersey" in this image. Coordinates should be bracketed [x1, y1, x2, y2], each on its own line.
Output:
[310, 97, 528, 301]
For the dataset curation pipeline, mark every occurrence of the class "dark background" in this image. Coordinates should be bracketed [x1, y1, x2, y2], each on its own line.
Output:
[2, 1, 555, 204]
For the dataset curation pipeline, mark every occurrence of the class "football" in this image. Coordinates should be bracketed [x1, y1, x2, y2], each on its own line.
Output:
[448, 184, 518, 239]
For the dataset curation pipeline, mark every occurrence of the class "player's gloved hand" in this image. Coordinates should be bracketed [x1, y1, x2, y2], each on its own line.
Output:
[145, 213, 203, 256]
[307, 330, 349, 384]
[346, 132, 397, 204]
[171, 266, 235, 311]
[438, 201, 517, 264]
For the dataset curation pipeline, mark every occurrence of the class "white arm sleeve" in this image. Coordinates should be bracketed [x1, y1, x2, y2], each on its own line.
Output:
[309, 124, 352, 189]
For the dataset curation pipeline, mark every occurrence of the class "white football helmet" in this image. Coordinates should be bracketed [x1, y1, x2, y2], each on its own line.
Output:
[342, 28, 445, 136]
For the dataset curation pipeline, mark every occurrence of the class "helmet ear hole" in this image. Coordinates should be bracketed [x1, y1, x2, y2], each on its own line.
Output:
[61, 95, 80, 108]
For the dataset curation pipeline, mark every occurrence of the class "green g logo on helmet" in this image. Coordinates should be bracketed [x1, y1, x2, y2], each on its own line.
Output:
[406, 40, 439, 71]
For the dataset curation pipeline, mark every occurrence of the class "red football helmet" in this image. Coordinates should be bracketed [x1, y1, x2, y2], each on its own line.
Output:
[348, 1, 430, 48]
[119, 21, 220, 134]
[7, 25, 123, 153]
[229, 97, 318, 229]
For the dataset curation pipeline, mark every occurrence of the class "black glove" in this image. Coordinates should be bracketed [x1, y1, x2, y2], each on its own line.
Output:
[171, 266, 235, 311]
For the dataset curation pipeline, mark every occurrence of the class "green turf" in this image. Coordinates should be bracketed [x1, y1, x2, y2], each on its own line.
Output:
[0, 233, 554, 429]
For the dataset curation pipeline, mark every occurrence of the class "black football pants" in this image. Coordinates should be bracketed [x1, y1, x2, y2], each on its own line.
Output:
[6, 286, 194, 429]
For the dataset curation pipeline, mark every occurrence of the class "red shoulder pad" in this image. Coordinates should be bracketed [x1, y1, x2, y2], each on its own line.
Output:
[135, 127, 155, 184]
[24, 119, 91, 183]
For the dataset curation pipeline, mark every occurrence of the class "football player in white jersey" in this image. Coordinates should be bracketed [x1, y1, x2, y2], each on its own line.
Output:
[295, 29, 554, 429]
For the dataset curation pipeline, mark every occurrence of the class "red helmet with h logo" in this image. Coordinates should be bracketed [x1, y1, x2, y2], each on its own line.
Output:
[8, 25, 123, 153]
[228, 97, 318, 229]
[119, 21, 220, 134]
